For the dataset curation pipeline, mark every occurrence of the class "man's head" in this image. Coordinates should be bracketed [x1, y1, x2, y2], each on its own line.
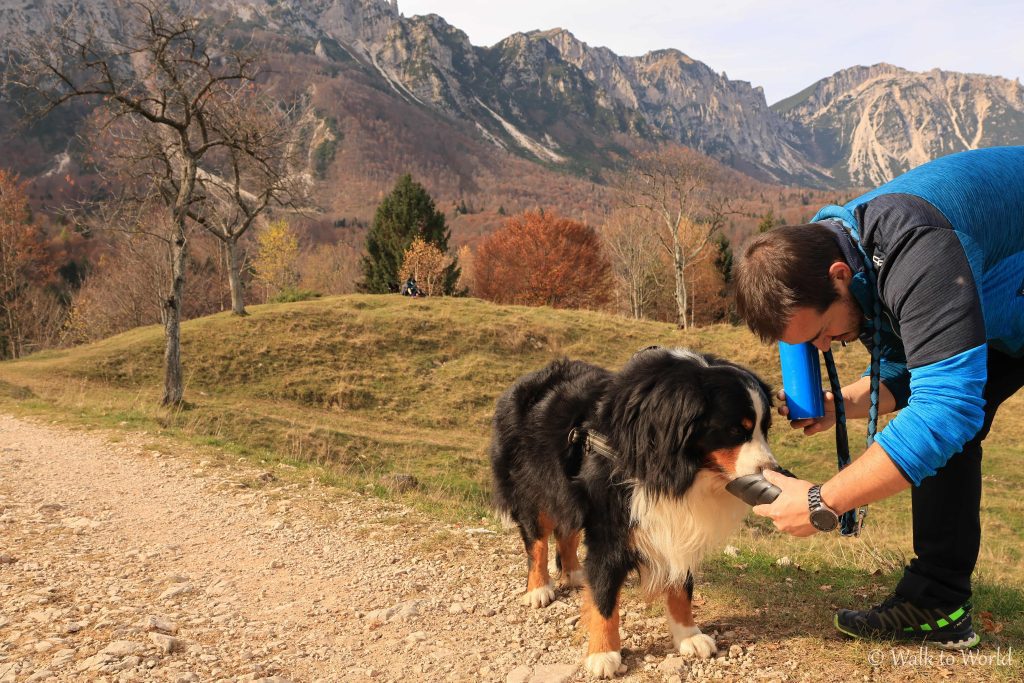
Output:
[734, 224, 864, 350]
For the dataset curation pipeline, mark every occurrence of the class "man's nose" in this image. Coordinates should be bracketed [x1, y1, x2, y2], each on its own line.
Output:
[812, 337, 831, 352]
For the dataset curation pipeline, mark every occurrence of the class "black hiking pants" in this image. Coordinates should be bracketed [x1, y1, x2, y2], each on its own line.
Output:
[895, 349, 1024, 609]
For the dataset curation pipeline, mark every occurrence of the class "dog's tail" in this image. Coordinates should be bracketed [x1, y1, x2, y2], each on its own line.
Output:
[488, 419, 518, 530]
[493, 506, 517, 530]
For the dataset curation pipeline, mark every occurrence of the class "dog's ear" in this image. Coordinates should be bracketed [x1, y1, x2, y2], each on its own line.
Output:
[707, 356, 775, 409]
[602, 365, 707, 497]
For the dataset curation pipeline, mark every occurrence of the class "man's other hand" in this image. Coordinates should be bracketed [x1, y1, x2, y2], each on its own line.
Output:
[776, 389, 837, 436]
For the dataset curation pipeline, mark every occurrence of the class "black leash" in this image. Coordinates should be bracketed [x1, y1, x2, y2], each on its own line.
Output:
[823, 350, 868, 536]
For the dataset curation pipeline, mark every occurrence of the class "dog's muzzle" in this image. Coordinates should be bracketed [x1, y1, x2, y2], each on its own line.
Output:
[725, 467, 796, 506]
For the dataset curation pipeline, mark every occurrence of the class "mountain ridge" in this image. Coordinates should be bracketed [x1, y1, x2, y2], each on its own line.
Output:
[3, 0, 1023, 200]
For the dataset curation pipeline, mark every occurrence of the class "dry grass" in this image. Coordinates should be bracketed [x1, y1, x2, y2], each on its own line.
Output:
[1, 294, 1020, 680]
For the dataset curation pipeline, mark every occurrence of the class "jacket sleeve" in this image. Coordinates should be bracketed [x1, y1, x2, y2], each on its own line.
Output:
[871, 226, 987, 485]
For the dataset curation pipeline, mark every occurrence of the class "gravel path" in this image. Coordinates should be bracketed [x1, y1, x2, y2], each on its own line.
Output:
[0, 414, 796, 683]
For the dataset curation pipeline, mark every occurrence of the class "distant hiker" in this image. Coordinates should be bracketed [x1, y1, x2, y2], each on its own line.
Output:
[733, 147, 1024, 649]
[401, 277, 421, 297]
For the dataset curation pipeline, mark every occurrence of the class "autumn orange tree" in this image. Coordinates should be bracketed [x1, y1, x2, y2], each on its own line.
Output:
[398, 238, 450, 296]
[0, 170, 59, 359]
[473, 211, 612, 309]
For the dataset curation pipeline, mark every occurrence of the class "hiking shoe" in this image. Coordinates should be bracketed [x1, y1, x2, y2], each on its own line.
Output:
[834, 593, 980, 649]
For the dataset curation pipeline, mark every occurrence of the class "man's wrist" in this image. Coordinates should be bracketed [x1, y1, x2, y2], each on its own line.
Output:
[808, 484, 840, 532]
[819, 480, 845, 515]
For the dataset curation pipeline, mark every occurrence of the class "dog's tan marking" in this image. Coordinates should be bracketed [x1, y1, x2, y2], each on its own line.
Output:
[556, 530, 583, 586]
[666, 584, 717, 657]
[666, 586, 695, 627]
[526, 511, 555, 591]
[706, 446, 742, 475]
[581, 586, 621, 656]
[741, 417, 754, 430]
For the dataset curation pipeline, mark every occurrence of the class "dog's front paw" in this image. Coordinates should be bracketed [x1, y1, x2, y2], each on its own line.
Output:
[675, 628, 716, 659]
[559, 568, 585, 588]
[584, 650, 624, 679]
[522, 582, 555, 608]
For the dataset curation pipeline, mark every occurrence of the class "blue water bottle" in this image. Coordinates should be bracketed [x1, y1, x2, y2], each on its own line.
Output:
[778, 342, 824, 419]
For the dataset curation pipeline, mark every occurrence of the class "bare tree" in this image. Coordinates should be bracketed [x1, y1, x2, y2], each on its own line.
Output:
[11, 0, 286, 404]
[298, 241, 361, 296]
[65, 225, 228, 344]
[621, 147, 729, 329]
[599, 207, 666, 319]
[189, 94, 309, 315]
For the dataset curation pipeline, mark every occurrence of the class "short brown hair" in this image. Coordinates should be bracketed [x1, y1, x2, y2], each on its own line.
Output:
[734, 224, 845, 342]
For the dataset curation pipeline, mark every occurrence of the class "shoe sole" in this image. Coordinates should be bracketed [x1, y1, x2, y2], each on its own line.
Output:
[833, 614, 981, 650]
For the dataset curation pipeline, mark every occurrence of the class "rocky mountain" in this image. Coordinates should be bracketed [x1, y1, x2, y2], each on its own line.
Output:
[254, 1, 826, 184]
[4, 0, 1024, 197]
[773, 63, 1024, 187]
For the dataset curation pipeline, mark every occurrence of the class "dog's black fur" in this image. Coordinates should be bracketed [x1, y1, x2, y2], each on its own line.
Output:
[490, 347, 775, 676]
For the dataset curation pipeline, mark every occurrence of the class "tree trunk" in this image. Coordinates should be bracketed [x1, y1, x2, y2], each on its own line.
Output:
[687, 281, 695, 329]
[2, 305, 17, 360]
[226, 237, 247, 315]
[161, 226, 188, 407]
[673, 244, 687, 330]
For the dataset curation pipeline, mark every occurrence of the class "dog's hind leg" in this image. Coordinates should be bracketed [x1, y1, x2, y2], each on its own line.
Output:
[521, 512, 556, 608]
[555, 530, 585, 588]
[666, 572, 716, 658]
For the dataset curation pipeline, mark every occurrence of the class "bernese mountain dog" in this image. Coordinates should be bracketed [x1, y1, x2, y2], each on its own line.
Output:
[490, 347, 779, 678]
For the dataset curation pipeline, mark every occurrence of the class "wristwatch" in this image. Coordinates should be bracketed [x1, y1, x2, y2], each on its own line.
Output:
[808, 485, 839, 532]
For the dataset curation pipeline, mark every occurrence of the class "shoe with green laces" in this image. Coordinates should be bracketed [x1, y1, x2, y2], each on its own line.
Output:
[834, 593, 981, 649]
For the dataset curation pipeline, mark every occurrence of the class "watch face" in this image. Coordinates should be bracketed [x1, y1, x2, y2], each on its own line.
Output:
[810, 508, 839, 532]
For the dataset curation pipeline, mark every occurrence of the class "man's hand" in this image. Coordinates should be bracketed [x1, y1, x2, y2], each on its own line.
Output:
[777, 389, 837, 436]
[752, 469, 818, 537]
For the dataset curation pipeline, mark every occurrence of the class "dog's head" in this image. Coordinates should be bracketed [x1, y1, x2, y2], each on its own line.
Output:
[596, 347, 778, 496]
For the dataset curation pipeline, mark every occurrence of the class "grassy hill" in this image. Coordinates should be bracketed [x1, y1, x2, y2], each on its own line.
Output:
[1, 295, 1021, 676]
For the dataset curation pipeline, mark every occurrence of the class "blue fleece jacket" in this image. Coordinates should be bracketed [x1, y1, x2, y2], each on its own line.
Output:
[812, 147, 1024, 484]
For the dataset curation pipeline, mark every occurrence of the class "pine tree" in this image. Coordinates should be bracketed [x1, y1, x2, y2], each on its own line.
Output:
[359, 175, 461, 294]
[758, 209, 779, 233]
[712, 232, 733, 285]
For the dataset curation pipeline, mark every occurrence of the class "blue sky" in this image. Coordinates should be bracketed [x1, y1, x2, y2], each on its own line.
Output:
[397, 0, 1024, 105]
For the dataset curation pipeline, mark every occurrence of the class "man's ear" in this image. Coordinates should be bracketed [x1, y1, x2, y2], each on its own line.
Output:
[828, 260, 853, 284]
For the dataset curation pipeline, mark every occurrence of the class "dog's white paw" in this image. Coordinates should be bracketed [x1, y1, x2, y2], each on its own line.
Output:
[675, 629, 716, 659]
[584, 650, 624, 679]
[522, 582, 555, 608]
[560, 568, 585, 588]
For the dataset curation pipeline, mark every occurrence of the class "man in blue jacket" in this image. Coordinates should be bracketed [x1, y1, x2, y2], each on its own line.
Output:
[733, 146, 1024, 648]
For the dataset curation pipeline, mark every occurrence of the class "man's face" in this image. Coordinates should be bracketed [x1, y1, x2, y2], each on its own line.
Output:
[779, 290, 864, 351]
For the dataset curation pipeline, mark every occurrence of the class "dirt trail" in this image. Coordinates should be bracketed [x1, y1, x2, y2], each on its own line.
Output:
[0, 414, 792, 683]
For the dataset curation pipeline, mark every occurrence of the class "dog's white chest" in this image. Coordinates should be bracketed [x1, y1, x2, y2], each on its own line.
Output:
[630, 471, 748, 592]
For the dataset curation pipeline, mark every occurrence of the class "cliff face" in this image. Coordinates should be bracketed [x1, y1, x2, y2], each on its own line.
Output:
[4, 0, 1024, 190]
[774, 63, 1024, 186]
[338, 17, 828, 184]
